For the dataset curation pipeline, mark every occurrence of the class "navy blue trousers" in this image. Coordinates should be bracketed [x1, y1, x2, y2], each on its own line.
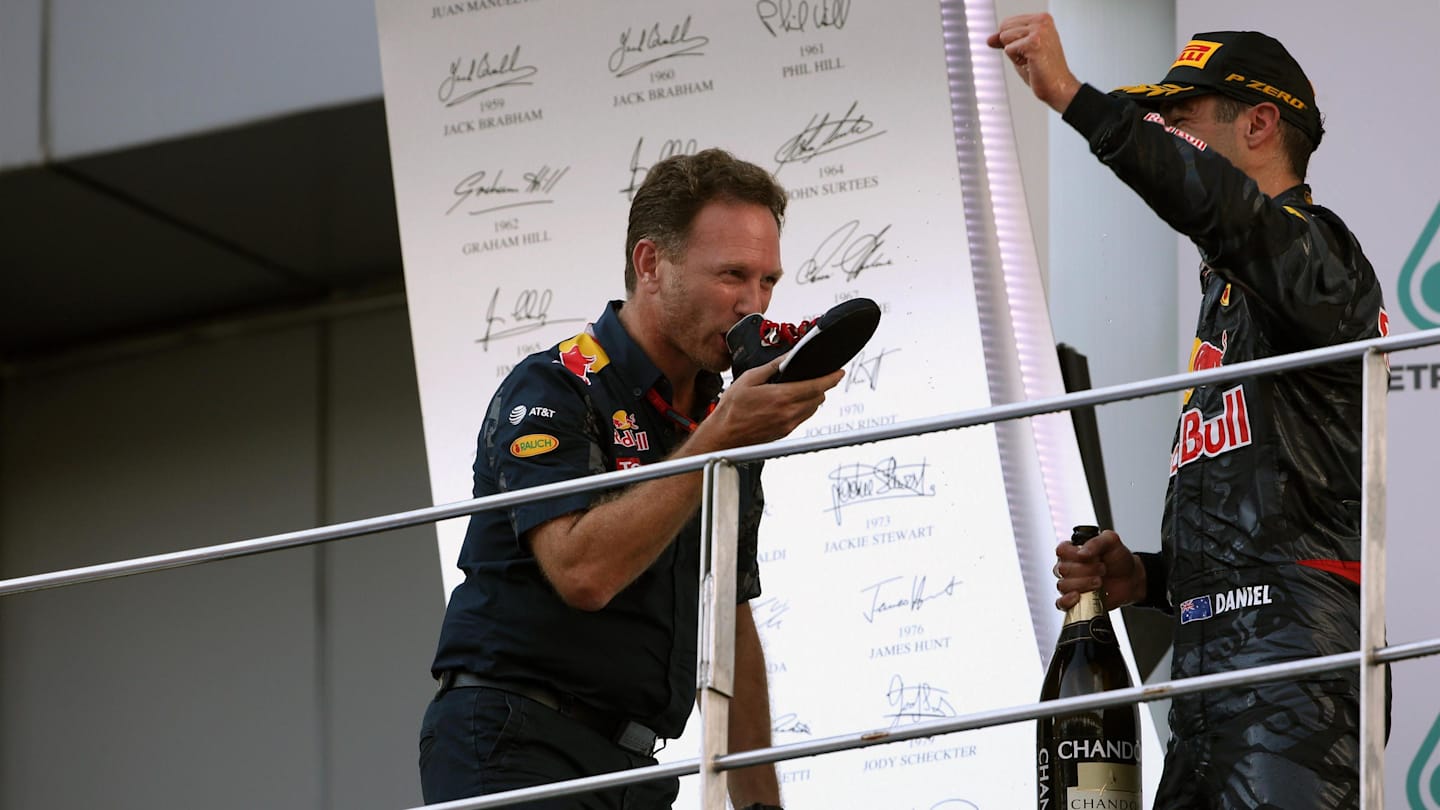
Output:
[419, 686, 679, 809]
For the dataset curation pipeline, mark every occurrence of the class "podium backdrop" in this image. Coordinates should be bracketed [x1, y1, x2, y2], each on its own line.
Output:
[373, 1, 1160, 806]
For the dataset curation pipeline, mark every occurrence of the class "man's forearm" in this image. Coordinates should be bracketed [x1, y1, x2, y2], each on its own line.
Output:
[528, 434, 724, 609]
[728, 603, 781, 807]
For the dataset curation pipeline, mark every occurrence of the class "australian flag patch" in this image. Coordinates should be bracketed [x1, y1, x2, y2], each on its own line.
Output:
[1180, 595, 1214, 624]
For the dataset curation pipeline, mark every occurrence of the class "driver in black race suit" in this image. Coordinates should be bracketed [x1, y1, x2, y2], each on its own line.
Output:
[990, 19, 1389, 809]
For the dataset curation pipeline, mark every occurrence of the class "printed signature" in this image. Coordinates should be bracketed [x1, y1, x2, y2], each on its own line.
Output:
[772, 712, 813, 735]
[620, 136, 699, 200]
[476, 288, 585, 351]
[795, 219, 893, 285]
[448, 165, 569, 216]
[827, 456, 935, 523]
[860, 574, 961, 623]
[774, 101, 885, 172]
[438, 46, 538, 107]
[844, 346, 899, 393]
[885, 674, 957, 728]
[609, 16, 709, 77]
[756, 0, 851, 36]
[751, 595, 791, 631]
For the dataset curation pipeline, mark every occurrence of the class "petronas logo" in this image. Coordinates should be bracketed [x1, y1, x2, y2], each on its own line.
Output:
[1411, 711, 1440, 807]
[1398, 200, 1440, 329]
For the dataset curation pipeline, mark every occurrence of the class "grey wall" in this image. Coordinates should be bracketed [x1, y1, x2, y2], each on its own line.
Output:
[1, 0, 385, 168]
[991, 0, 1179, 735]
[1046, 0, 1179, 735]
[0, 0, 43, 168]
[0, 303, 443, 810]
[1047, 0, 1178, 563]
[991, 0, 1179, 559]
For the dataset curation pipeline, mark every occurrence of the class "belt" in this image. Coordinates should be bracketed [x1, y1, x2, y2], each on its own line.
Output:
[436, 671, 660, 757]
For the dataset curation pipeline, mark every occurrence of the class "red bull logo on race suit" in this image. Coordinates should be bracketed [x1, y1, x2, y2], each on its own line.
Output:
[1183, 330, 1228, 405]
[1174, 331, 1249, 473]
[1170, 385, 1252, 476]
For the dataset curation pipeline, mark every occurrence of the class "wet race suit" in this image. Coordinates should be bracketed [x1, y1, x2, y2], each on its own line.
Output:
[1064, 84, 1389, 808]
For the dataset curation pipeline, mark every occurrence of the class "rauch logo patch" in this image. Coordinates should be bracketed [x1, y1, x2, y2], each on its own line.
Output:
[510, 433, 559, 458]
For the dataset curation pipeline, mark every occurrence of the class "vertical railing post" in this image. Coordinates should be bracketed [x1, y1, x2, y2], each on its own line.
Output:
[697, 459, 740, 810]
[1360, 348, 1388, 805]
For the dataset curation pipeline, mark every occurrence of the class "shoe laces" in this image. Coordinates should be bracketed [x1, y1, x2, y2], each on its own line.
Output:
[759, 317, 818, 348]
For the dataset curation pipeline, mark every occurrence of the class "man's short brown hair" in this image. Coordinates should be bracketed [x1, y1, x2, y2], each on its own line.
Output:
[624, 149, 788, 294]
[1212, 94, 1316, 180]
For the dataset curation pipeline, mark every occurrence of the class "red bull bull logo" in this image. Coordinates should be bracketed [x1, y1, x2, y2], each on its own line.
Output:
[611, 410, 650, 451]
[1191, 331, 1228, 371]
[1170, 385, 1252, 475]
[1183, 330, 1228, 404]
[555, 333, 610, 385]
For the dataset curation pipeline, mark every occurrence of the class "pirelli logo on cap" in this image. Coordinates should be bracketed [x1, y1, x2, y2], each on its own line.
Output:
[1172, 39, 1223, 70]
[510, 433, 559, 458]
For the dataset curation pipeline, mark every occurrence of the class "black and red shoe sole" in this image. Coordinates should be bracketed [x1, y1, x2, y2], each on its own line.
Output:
[774, 298, 881, 383]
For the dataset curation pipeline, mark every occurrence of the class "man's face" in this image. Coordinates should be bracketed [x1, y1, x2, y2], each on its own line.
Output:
[654, 199, 782, 373]
[1159, 94, 1243, 165]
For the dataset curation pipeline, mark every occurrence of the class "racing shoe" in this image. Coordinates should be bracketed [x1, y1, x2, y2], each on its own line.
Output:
[726, 297, 882, 383]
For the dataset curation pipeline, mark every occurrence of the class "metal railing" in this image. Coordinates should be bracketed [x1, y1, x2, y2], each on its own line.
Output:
[3, 328, 1438, 810]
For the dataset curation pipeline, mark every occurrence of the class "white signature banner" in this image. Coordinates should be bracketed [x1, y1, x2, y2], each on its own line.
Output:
[376, 1, 1046, 806]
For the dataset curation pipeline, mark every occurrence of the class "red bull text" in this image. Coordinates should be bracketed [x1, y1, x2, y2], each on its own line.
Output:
[1170, 385, 1252, 475]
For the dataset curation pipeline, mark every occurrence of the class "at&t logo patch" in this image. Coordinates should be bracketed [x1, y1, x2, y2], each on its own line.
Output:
[508, 405, 557, 425]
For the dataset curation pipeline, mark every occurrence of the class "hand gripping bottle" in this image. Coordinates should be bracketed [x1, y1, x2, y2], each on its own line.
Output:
[1036, 526, 1140, 809]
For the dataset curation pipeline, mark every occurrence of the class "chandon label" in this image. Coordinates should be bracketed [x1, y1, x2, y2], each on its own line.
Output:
[1056, 739, 1139, 762]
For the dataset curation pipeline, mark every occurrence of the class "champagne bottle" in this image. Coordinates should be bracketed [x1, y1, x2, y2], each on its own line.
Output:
[1036, 525, 1141, 809]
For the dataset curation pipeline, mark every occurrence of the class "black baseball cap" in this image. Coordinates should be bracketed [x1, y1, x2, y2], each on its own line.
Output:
[1113, 31, 1324, 147]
